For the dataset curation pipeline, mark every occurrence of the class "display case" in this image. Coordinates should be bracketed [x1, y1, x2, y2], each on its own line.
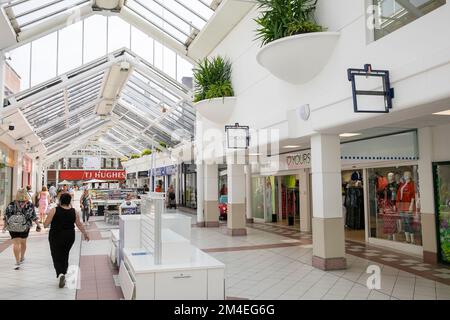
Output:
[117, 194, 225, 300]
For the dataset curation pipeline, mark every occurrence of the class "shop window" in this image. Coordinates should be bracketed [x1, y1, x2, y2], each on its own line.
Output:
[368, 166, 422, 246]
[433, 163, 450, 264]
[373, 0, 446, 41]
[252, 177, 265, 220]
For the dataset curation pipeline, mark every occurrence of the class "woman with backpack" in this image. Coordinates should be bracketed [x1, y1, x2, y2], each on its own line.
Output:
[2, 189, 42, 270]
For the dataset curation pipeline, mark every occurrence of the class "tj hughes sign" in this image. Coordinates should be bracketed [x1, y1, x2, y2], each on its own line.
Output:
[59, 170, 126, 181]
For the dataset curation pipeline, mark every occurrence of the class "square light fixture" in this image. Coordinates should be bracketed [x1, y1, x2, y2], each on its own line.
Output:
[433, 110, 450, 116]
[225, 123, 250, 149]
[340, 133, 362, 138]
[348, 64, 394, 113]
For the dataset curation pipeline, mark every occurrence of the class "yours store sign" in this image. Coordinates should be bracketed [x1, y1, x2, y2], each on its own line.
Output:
[259, 150, 311, 174]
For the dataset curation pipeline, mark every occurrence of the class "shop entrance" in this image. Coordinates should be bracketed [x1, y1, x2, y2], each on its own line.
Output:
[342, 170, 365, 242]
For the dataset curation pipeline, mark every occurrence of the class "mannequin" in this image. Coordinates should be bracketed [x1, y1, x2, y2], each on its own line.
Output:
[396, 171, 416, 244]
[383, 172, 398, 241]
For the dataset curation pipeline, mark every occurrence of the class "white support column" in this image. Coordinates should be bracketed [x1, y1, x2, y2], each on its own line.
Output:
[311, 134, 347, 270]
[0, 53, 5, 109]
[227, 163, 247, 236]
[44, 168, 48, 187]
[299, 168, 312, 233]
[204, 163, 219, 227]
[245, 164, 253, 223]
[196, 162, 205, 227]
[418, 127, 437, 263]
[12, 151, 23, 193]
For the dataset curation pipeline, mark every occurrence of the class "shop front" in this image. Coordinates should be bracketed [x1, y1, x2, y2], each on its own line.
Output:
[138, 171, 150, 188]
[253, 150, 311, 229]
[0, 143, 14, 215]
[126, 172, 137, 188]
[181, 163, 197, 209]
[153, 165, 177, 193]
[340, 130, 423, 255]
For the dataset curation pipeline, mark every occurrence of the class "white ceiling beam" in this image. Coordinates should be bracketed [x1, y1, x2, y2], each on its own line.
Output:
[5, 3, 94, 52]
[1, 54, 121, 117]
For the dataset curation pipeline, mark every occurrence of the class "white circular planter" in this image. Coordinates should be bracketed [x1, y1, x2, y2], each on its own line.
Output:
[194, 97, 237, 124]
[256, 32, 340, 85]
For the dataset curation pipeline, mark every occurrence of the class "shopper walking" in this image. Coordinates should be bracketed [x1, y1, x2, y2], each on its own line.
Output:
[26, 185, 34, 202]
[2, 189, 42, 270]
[49, 185, 57, 203]
[44, 193, 89, 288]
[80, 189, 92, 226]
[37, 186, 51, 223]
[166, 185, 177, 209]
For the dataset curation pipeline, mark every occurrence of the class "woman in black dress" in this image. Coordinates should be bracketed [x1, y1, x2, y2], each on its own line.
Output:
[44, 193, 89, 288]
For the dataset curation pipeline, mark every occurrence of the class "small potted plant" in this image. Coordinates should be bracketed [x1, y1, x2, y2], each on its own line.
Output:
[141, 149, 152, 157]
[193, 56, 237, 124]
[255, 0, 339, 84]
[130, 154, 141, 159]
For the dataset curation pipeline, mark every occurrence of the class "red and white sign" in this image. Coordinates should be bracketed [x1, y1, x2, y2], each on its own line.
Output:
[59, 170, 126, 181]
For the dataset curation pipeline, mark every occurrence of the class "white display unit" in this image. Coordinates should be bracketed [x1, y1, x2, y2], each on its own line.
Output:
[110, 229, 120, 265]
[120, 246, 225, 300]
[118, 194, 225, 300]
[161, 213, 192, 240]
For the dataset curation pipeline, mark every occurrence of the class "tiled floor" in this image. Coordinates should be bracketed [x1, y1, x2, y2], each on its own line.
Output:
[0, 215, 449, 300]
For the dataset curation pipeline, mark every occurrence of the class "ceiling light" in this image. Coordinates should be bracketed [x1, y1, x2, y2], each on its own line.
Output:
[340, 133, 362, 138]
[248, 153, 261, 156]
[283, 145, 301, 149]
[433, 110, 450, 116]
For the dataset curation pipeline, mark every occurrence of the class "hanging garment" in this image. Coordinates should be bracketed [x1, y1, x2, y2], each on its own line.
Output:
[345, 187, 365, 230]
[381, 182, 399, 235]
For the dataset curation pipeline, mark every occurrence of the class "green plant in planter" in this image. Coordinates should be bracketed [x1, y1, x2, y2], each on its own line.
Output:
[141, 149, 152, 156]
[193, 56, 234, 103]
[130, 154, 141, 159]
[255, 0, 323, 46]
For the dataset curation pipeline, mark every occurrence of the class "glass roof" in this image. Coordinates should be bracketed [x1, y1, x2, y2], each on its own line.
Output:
[124, 0, 215, 45]
[4, 0, 91, 32]
[3, 0, 218, 47]
[3, 48, 195, 158]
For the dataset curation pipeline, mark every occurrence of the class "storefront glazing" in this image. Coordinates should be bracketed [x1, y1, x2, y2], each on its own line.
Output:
[367, 165, 422, 246]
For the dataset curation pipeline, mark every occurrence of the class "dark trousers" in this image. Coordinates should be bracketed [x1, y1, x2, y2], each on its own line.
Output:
[49, 230, 75, 277]
[82, 207, 90, 222]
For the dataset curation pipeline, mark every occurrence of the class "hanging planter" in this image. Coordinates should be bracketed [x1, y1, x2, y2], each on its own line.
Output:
[194, 97, 237, 124]
[254, 0, 339, 84]
[193, 56, 236, 124]
[256, 32, 340, 84]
